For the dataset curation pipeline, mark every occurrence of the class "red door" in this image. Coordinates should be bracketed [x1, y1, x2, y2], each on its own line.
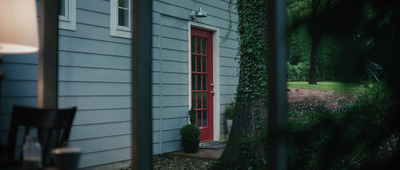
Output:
[191, 28, 213, 141]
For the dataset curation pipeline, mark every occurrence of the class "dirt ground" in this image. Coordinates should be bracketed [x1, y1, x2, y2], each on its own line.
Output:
[287, 88, 359, 113]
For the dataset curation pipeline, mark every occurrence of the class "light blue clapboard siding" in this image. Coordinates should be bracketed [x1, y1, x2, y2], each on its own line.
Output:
[161, 38, 188, 51]
[152, 107, 161, 119]
[161, 140, 182, 153]
[220, 57, 239, 67]
[162, 73, 188, 84]
[72, 109, 131, 125]
[220, 76, 239, 86]
[161, 26, 188, 41]
[59, 67, 130, 83]
[69, 122, 131, 141]
[59, 52, 131, 70]
[58, 2, 132, 168]
[1, 53, 39, 64]
[59, 82, 130, 96]
[59, 96, 131, 110]
[220, 67, 239, 76]
[77, 0, 110, 15]
[0, 97, 38, 114]
[78, 148, 131, 168]
[59, 36, 130, 57]
[220, 46, 239, 57]
[1, 81, 37, 97]
[162, 49, 189, 62]
[0, 53, 38, 145]
[152, 0, 239, 155]
[0, 64, 38, 81]
[162, 129, 181, 142]
[59, 23, 130, 44]
[69, 134, 131, 154]
[162, 107, 190, 119]
[76, 8, 109, 28]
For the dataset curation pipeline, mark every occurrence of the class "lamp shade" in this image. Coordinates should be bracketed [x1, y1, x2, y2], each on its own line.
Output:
[0, 0, 39, 54]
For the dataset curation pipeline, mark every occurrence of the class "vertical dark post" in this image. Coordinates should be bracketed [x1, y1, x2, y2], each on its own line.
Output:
[38, 0, 58, 109]
[131, 0, 152, 169]
[267, 0, 288, 170]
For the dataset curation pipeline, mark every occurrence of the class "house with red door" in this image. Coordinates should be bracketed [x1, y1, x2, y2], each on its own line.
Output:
[0, 0, 239, 168]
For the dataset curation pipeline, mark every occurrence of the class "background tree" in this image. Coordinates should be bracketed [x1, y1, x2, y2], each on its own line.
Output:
[217, 0, 269, 169]
[288, 0, 342, 83]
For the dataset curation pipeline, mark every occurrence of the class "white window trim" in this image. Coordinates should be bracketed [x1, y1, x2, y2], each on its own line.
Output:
[110, 0, 132, 38]
[59, 0, 76, 31]
[188, 22, 220, 141]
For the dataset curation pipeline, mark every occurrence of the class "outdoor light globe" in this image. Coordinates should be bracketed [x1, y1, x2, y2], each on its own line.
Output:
[190, 8, 207, 20]
[195, 8, 207, 18]
[0, 0, 39, 54]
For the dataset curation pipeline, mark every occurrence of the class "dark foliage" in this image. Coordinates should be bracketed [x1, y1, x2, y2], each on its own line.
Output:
[179, 124, 201, 140]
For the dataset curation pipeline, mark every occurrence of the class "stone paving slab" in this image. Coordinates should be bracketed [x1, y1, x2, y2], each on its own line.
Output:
[169, 148, 225, 160]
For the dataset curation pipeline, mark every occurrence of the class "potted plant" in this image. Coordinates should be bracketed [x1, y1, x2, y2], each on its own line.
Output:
[188, 107, 196, 125]
[179, 124, 201, 153]
[225, 102, 235, 133]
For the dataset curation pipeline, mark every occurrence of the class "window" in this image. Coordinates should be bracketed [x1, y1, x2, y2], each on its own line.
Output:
[59, 0, 76, 31]
[110, 0, 132, 38]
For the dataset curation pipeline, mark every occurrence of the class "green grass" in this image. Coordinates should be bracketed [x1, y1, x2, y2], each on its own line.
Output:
[287, 81, 366, 94]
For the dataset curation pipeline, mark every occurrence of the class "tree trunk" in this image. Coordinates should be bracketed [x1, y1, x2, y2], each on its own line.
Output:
[309, 35, 320, 84]
[217, 0, 269, 169]
[218, 99, 267, 169]
[308, 0, 321, 84]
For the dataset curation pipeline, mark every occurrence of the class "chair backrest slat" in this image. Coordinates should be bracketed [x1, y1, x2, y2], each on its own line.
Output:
[6, 105, 77, 167]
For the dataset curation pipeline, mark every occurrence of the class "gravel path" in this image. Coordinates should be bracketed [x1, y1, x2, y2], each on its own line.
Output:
[152, 154, 216, 170]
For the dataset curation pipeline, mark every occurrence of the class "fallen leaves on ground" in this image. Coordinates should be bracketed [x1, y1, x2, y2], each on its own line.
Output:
[152, 154, 215, 170]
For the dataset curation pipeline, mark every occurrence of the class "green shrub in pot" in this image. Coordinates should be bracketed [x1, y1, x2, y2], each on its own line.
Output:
[179, 124, 201, 153]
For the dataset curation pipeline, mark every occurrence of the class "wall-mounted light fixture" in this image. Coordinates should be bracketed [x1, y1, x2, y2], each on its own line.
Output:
[190, 8, 207, 20]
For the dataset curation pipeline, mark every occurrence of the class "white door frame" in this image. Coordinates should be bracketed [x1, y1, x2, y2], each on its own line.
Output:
[188, 21, 220, 141]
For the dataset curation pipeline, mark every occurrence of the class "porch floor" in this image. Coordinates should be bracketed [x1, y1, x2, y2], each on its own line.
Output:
[168, 141, 226, 160]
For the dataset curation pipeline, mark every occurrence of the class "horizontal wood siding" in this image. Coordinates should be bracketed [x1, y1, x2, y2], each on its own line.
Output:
[0, 53, 39, 144]
[58, 0, 131, 168]
[152, 0, 239, 154]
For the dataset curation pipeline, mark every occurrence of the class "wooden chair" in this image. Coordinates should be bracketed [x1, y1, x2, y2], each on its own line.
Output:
[3, 105, 77, 168]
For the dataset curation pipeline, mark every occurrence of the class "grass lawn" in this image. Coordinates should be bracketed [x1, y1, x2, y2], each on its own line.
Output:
[287, 81, 366, 94]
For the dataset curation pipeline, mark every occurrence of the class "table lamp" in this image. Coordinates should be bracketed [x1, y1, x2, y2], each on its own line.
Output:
[0, 0, 39, 54]
[0, 0, 39, 111]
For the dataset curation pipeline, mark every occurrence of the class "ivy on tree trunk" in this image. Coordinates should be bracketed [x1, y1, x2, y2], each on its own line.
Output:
[217, 0, 269, 169]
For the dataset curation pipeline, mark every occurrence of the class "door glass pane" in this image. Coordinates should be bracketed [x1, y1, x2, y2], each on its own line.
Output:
[202, 74, 207, 90]
[203, 92, 207, 108]
[191, 93, 195, 107]
[197, 37, 201, 54]
[202, 56, 207, 72]
[197, 55, 201, 72]
[197, 93, 202, 109]
[191, 55, 195, 72]
[192, 74, 195, 90]
[197, 110, 202, 127]
[202, 38, 207, 54]
[203, 110, 208, 126]
[191, 36, 195, 53]
[197, 75, 202, 90]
